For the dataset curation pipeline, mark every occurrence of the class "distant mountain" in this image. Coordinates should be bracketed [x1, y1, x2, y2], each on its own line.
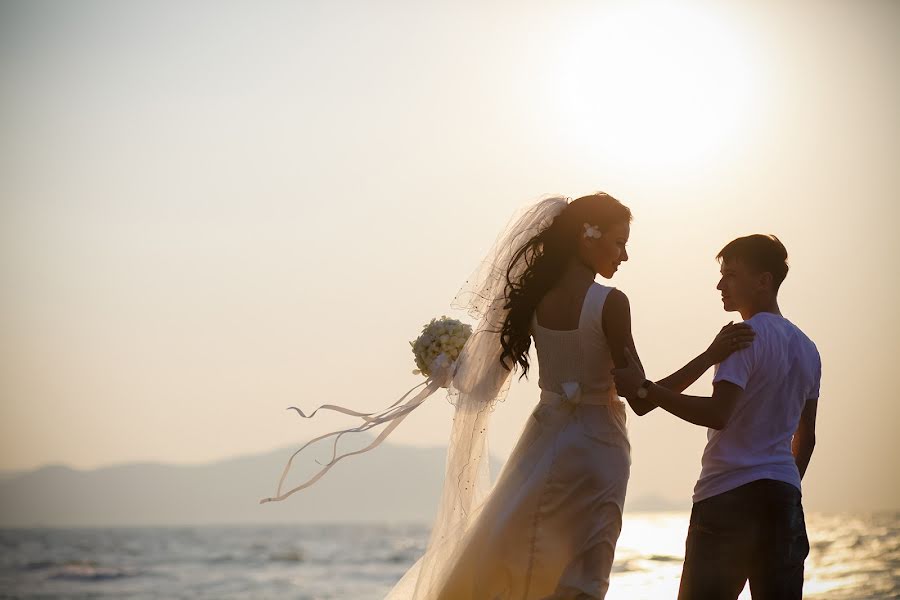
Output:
[0, 438, 686, 527]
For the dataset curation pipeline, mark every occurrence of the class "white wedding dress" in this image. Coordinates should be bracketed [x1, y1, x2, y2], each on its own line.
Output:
[389, 282, 631, 599]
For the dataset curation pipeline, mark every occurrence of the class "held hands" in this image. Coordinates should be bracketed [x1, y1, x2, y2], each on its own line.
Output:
[705, 321, 755, 365]
[611, 347, 645, 399]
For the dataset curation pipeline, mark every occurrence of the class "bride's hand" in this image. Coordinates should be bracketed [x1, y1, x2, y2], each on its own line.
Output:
[705, 321, 755, 364]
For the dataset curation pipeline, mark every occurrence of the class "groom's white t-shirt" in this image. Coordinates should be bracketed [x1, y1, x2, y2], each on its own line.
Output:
[693, 312, 821, 503]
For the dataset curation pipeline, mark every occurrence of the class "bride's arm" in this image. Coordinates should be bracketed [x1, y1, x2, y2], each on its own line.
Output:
[656, 323, 756, 393]
[602, 289, 657, 415]
[655, 354, 718, 394]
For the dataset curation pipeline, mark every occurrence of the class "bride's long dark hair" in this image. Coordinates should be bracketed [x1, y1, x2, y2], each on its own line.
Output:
[499, 193, 632, 378]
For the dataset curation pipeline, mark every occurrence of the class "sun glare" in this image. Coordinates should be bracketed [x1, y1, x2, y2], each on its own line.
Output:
[551, 3, 760, 170]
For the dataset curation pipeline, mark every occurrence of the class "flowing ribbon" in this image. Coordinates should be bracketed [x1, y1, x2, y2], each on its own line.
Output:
[260, 369, 451, 505]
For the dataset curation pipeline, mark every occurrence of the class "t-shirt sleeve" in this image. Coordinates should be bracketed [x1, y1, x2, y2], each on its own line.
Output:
[809, 351, 822, 400]
[713, 345, 756, 390]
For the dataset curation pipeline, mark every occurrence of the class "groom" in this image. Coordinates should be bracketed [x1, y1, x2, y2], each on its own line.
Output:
[613, 234, 821, 599]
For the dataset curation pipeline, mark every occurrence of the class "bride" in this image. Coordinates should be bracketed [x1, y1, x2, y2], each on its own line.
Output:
[263, 193, 753, 599]
[386, 193, 752, 599]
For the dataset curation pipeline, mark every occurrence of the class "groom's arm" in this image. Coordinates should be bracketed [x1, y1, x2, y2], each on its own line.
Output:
[794, 356, 820, 479]
[647, 339, 752, 428]
[614, 328, 754, 428]
[792, 398, 818, 478]
[640, 380, 742, 430]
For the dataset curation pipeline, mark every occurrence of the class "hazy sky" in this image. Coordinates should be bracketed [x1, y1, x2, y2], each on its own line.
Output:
[1, 0, 898, 512]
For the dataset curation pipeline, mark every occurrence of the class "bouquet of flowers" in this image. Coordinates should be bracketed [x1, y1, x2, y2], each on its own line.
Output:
[410, 316, 473, 379]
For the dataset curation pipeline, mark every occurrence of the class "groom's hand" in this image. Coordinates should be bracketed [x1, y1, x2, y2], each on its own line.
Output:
[611, 347, 646, 399]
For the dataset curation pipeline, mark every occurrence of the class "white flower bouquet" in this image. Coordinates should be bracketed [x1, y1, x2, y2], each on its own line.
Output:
[410, 316, 473, 380]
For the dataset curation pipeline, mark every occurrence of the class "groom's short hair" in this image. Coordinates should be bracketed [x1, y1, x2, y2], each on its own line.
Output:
[717, 235, 789, 291]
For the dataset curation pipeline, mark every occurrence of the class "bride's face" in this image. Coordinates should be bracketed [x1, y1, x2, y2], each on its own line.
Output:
[581, 221, 630, 279]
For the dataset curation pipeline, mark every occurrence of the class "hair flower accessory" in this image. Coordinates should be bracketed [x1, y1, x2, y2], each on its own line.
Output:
[583, 223, 603, 239]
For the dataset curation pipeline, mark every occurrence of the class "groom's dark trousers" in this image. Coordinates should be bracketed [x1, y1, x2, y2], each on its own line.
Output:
[677, 479, 809, 600]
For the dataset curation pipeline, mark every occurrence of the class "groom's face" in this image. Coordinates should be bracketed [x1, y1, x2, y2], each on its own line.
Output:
[717, 258, 756, 313]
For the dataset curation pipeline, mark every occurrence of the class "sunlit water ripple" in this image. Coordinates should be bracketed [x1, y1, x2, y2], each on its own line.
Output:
[1, 512, 896, 599]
